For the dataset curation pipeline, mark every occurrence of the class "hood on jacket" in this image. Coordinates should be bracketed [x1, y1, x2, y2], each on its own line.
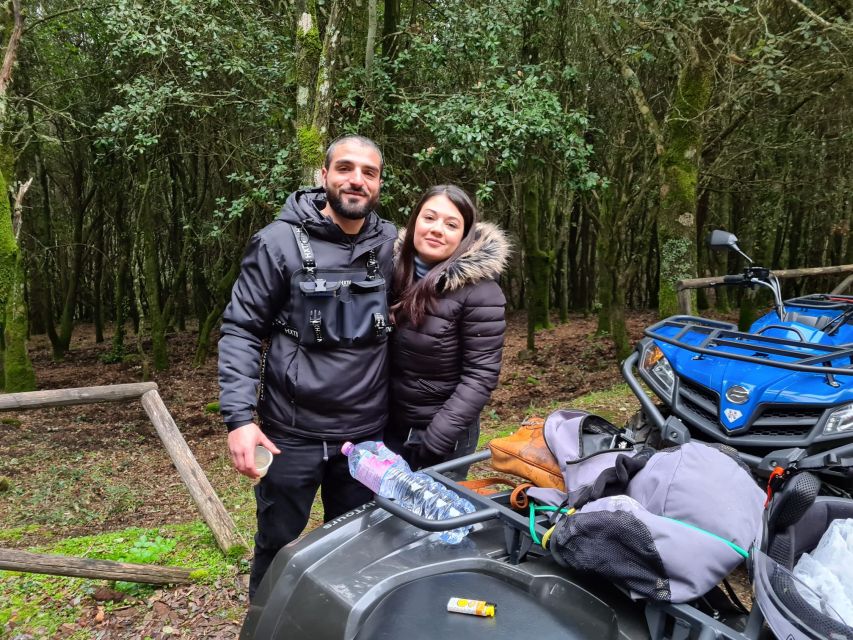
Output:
[277, 187, 388, 244]
[395, 221, 511, 291]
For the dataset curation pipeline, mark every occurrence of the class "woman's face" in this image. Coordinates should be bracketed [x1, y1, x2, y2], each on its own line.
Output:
[412, 194, 465, 264]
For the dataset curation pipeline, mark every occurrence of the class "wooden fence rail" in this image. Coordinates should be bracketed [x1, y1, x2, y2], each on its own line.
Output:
[0, 549, 193, 584]
[676, 264, 853, 315]
[0, 382, 246, 583]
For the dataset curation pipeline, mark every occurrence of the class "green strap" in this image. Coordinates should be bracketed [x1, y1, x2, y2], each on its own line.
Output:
[663, 516, 750, 559]
[528, 505, 570, 545]
[530, 505, 749, 559]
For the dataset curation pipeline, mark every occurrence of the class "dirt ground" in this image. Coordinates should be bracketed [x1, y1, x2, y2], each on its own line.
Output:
[1, 311, 657, 638]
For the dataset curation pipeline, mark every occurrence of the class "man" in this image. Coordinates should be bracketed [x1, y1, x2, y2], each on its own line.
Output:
[218, 136, 396, 600]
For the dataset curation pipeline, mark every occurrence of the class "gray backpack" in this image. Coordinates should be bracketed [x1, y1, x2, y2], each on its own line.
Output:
[547, 441, 765, 603]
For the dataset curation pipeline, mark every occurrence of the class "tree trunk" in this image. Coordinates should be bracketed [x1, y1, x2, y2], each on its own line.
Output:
[3, 226, 35, 392]
[193, 261, 239, 367]
[93, 218, 105, 343]
[365, 0, 377, 77]
[294, 0, 343, 187]
[54, 157, 93, 360]
[131, 234, 151, 381]
[140, 184, 169, 371]
[382, 0, 400, 60]
[695, 187, 710, 310]
[595, 201, 631, 360]
[656, 45, 714, 318]
[108, 194, 130, 362]
[0, 0, 33, 391]
[521, 174, 551, 350]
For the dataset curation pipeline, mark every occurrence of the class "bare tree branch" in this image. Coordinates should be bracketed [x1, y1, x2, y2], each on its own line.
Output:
[12, 177, 33, 240]
[591, 32, 665, 157]
[0, 0, 25, 98]
[785, 0, 834, 28]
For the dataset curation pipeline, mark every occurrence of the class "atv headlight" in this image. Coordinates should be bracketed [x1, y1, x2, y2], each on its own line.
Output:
[641, 344, 675, 399]
[824, 402, 853, 435]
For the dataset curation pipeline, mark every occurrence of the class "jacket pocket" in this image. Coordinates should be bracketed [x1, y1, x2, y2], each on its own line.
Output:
[416, 378, 452, 399]
[342, 279, 389, 343]
[298, 280, 342, 344]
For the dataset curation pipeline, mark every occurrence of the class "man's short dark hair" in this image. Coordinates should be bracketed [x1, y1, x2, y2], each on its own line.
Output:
[324, 135, 385, 175]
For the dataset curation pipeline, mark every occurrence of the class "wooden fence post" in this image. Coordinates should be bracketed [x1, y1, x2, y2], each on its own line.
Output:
[140, 390, 245, 556]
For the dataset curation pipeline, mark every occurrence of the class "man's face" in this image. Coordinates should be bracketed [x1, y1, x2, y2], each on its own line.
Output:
[321, 141, 382, 221]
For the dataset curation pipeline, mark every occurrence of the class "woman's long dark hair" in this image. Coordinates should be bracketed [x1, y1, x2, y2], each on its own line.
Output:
[392, 185, 479, 327]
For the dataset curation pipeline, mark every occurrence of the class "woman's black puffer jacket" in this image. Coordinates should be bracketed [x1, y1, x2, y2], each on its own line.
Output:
[389, 222, 509, 456]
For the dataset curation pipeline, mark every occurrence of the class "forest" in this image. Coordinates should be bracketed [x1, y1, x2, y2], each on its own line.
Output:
[0, 0, 850, 390]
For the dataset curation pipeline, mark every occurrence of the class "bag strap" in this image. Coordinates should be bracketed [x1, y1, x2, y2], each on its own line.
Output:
[292, 223, 382, 280]
[291, 224, 316, 276]
[510, 483, 534, 509]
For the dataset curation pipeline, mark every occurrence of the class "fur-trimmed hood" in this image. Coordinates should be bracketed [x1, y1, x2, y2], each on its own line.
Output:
[394, 221, 511, 292]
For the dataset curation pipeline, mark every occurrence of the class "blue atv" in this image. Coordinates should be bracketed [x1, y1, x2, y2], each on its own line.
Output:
[623, 230, 853, 490]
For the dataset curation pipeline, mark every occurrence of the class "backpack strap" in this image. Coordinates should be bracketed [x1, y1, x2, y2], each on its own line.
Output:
[290, 224, 316, 277]
[365, 249, 379, 280]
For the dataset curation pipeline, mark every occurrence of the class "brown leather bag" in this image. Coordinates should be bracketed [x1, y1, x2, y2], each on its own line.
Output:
[488, 416, 565, 490]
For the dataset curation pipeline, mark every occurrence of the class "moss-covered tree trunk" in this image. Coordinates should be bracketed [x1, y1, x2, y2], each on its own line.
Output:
[108, 193, 130, 361]
[656, 42, 715, 318]
[595, 200, 631, 360]
[139, 186, 169, 371]
[0, 0, 33, 390]
[0, 155, 35, 391]
[193, 260, 239, 367]
[53, 156, 93, 360]
[521, 172, 551, 351]
[294, 0, 343, 187]
[4, 248, 34, 391]
[294, 0, 323, 186]
[93, 217, 105, 343]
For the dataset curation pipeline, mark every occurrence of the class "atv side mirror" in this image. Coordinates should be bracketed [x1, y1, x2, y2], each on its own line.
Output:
[708, 230, 740, 250]
[708, 230, 753, 264]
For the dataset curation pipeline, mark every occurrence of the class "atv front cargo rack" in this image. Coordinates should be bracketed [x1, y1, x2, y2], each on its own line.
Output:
[645, 315, 853, 378]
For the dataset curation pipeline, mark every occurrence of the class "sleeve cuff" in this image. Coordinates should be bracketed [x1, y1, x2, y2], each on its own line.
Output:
[225, 418, 256, 432]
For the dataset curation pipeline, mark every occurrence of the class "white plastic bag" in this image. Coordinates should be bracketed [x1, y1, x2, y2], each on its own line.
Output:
[793, 518, 853, 624]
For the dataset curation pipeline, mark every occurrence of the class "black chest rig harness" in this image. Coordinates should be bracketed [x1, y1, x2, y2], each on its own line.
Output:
[273, 225, 391, 347]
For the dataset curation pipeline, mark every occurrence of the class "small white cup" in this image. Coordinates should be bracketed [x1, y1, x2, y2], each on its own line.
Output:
[254, 446, 273, 478]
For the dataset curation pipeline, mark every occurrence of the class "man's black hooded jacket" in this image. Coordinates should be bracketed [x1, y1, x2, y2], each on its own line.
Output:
[218, 188, 396, 440]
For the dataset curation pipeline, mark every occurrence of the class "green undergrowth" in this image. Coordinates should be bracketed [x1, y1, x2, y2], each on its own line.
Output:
[0, 522, 240, 636]
[478, 383, 643, 448]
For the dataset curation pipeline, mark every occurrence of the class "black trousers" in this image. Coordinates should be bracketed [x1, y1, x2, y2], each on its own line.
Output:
[249, 431, 378, 600]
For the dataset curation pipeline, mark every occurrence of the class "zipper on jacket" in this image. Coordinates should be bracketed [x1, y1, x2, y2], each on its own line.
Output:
[258, 344, 270, 401]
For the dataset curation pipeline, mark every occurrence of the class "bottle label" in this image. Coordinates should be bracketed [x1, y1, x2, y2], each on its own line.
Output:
[359, 456, 395, 493]
[446, 597, 496, 617]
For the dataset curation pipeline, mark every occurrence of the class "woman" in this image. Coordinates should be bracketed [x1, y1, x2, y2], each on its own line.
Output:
[385, 184, 509, 477]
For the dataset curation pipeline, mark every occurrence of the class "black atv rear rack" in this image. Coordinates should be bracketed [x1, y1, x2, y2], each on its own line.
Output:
[645, 316, 853, 380]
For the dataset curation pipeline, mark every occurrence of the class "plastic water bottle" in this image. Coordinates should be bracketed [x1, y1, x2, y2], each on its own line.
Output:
[341, 441, 475, 544]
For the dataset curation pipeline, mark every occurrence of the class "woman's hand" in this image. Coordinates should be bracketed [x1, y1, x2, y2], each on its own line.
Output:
[409, 444, 445, 470]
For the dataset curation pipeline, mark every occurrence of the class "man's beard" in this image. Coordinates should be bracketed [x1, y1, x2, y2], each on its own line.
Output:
[326, 187, 378, 220]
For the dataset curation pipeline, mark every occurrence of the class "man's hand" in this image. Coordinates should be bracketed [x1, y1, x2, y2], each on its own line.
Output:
[228, 423, 281, 479]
